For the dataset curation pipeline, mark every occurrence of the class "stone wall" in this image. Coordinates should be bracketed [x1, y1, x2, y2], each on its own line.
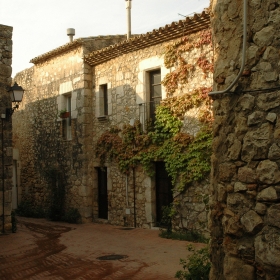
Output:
[13, 36, 127, 222]
[13, 45, 93, 221]
[92, 32, 212, 235]
[210, 0, 280, 278]
[0, 24, 13, 232]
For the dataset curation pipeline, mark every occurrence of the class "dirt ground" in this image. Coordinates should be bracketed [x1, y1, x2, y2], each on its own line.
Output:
[0, 217, 205, 280]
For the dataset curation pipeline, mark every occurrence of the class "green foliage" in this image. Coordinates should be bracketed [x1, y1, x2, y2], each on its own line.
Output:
[95, 105, 212, 192]
[95, 30, 213, 192]
[175, 244, 211, 280]
[150, 106, 183, 143]
[63, 207, 82, 224]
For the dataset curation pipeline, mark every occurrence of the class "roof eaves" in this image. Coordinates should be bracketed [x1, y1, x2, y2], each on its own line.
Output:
[30, 39, 84, 65]
[84, 10, 210, 66]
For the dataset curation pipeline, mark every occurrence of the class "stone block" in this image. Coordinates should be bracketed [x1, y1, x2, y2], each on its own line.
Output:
[223, 215, 242, 237]
[253, 26, 274, 48]
[255, 203, 267, 215]
[223, 255, 255, 280]
[234, 182, 247, 192]
[256, 160, 280, 184]
[267, 204, 280, 228]
[218, 163, 236, 182]
[241, 123, 272, 162]
[257, 91, 280, 111]
[238, 166, 257, 183]
[247, 111, 264, 126]
[235, 94, 255, 112]
[0, 64, 12, 77]
[257, 187, 277, 202]
[255, 226, 280, 267]
[240, 210, 263, 233]
[227, 193, 252, 215]
[268, 143, 280, 160]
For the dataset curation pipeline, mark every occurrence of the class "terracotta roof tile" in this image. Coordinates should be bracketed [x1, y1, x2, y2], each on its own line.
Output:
[84, 10, 210, 66]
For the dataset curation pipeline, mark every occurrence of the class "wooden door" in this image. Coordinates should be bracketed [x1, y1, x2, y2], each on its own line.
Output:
[155, 162, 173, 224]
[97, 167, 108, 219]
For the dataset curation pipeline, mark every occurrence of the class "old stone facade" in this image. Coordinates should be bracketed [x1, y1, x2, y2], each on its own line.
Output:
[13, 36, 127, 222]
[210, 0, 280, 278]
[13, 12, 212, 236]
[86, 16, 212, 233]
[0, 24, 13, 233]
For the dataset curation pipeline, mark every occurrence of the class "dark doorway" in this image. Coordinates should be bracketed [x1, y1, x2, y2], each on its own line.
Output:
[155, 162, 173, 224]
[97, 167, 108, 219]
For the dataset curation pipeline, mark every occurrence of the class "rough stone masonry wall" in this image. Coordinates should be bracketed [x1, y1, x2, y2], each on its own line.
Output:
[92, 34, 212, 234]
[0, 24, 13, 232]
[210, 0, 280, 279]
[13, 36, 135, 222]
[13, 46, 94, 222]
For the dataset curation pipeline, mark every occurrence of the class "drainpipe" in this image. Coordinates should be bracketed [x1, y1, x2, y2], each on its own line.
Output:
[125, 174, 129, 207]
[133, 167, 136, 227]
[1, 118, 5, 234]
[125, 0, 132, 40]
[209, 0, 248, 96]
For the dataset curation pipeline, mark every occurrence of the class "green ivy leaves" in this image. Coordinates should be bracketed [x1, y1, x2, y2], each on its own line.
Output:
[95, 106, 212, 192]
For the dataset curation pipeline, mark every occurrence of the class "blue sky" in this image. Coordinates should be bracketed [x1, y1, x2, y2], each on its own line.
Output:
[0, 0, 209, 76]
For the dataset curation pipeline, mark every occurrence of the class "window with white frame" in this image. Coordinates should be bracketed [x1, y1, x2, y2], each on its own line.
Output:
[99, 84, 108, 117]
[60, 94, 72, 140]
[148, 69, 162, 123]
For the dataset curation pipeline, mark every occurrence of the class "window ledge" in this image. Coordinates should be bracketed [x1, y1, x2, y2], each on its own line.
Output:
[97, 115, 109, 121]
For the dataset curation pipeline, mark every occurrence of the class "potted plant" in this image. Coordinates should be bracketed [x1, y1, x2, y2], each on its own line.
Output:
[59, 109, 70, 118]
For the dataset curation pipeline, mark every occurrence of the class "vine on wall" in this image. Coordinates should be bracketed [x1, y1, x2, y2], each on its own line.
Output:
[96, 28, 213, 192]
[162, 29, 213, 96]
[96, 105, 212, 192]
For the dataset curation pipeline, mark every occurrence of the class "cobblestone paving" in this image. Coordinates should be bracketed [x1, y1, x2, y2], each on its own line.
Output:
[0, 217, 205, 279]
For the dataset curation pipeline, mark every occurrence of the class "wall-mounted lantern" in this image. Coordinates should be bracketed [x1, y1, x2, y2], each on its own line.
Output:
[1, 82, 24, 234]
[5, 82, 25, 119]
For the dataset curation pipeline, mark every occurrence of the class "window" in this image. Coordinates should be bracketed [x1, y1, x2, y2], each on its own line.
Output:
[62, 95, 71, 140]
[99, 84, 108, 116]
[149, 70, 162, 122]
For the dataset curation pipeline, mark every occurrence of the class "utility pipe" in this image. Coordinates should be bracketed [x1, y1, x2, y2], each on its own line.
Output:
[133, 167, 136, 227]
[125, 0, 132, 40]
[125, 174, 129, 207]
[209, 0, 248, 96]
[1, 118, 5, 234]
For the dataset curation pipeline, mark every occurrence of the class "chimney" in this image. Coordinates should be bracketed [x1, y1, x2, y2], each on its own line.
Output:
[67, 28, 75, 42]
[125, 0, 132, 39]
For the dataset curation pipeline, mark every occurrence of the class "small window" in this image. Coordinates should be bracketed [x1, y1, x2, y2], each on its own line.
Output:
[99, 84, 108, 116]
[149, 70, 162, 122]
[62, 95, 72, 140]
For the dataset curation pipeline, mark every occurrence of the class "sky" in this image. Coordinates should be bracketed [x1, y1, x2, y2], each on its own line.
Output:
[0, 0, 209, 77]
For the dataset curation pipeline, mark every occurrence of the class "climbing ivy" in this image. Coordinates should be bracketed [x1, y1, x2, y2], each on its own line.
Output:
[95, 29, 213, 192]
[96, 105, 212, 192]
[162, 28, 213, 96]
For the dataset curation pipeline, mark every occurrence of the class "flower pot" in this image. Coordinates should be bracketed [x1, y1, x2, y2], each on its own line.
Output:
[60, 112, 70, 118]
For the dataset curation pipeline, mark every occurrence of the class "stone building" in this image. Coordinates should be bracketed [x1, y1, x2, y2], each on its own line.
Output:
[210, 0, 280, 278]
[13, 11, 213, 236]
[0, 24, 14, 233]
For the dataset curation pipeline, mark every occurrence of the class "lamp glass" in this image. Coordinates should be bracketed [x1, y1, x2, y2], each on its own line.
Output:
[11, 90, 24, 102]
